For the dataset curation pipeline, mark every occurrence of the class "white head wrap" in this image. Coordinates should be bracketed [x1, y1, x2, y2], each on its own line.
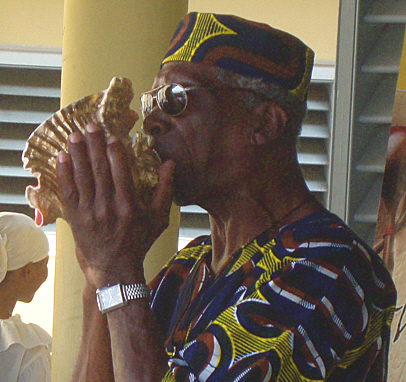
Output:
[0, 212, 49, 283]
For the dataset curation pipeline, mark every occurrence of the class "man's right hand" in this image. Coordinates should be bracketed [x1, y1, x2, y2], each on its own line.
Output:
[56, 122, 175, 288]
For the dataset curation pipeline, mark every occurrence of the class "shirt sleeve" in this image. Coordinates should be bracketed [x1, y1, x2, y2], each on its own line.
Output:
[160, 253, 393, 382]
[18, 345, 51, 382]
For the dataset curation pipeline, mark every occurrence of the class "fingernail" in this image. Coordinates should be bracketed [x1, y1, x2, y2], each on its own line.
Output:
[58, 150, 69, 163]
[86, 122, 100, 133]
[107, 135, 118, 145]
[69, 132, 83, 143]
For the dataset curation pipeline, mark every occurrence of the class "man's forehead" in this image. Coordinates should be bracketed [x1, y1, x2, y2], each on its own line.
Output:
[152, 62, 218, 89]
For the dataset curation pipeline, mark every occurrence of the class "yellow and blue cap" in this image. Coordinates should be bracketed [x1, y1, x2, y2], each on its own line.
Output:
[162, 12, 314, 102]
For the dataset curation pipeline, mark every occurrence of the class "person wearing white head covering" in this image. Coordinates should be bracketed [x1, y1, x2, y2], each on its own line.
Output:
[0, 212, 51, 382]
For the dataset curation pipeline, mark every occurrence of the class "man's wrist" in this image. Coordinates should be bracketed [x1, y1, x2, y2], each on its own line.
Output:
[86, 263, 146, 289]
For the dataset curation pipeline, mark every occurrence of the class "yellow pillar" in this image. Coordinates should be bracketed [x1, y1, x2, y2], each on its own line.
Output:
[51, 1, 187, 381]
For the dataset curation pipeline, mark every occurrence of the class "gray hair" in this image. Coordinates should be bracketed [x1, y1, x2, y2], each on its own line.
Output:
[213, 68, 307, 140]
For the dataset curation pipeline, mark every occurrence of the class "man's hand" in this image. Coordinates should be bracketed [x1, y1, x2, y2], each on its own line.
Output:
[56, 122, 175, 287]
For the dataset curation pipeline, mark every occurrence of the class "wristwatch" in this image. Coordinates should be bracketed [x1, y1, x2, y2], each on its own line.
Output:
[96, 283, 150, 314]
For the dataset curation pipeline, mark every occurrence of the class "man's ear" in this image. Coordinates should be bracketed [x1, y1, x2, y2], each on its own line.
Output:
[250, 100, 287, 146]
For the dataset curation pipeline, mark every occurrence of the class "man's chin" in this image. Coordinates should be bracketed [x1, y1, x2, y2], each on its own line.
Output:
[171, 166, 201, 206]
[173, 195, 189, 207]
[173, 189, 196, 207]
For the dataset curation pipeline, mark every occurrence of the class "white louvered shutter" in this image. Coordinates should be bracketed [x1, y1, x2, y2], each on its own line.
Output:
[332, 0, 406, 245]
[0, 45, 61, 222]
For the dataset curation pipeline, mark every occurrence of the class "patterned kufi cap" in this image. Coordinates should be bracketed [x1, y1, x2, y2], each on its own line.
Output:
[0, 212, 49, 283]
[162, 12, 314, 101]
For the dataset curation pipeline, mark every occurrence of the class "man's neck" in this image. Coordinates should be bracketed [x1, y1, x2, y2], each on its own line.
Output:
[204, 183, 325, 275]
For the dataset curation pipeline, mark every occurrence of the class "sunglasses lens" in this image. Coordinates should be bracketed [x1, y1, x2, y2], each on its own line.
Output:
[157, 84, 187, 116]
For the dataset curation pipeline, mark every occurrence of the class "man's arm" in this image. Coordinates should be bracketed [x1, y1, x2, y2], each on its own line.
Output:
[106, 292, 169, 382]
[71, 283, 114, 382]
[57, 122, 175, 381]
[71, 282, 168, 382]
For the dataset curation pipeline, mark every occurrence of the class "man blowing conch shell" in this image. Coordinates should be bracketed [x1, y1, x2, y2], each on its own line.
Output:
[56, 12, 396, 382]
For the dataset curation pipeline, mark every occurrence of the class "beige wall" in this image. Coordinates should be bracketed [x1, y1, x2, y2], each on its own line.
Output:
[1, 0, 64, 47]
[188, 0, 339, 61]
[1, 0, 339, 59]
[14, 232, 56, 335]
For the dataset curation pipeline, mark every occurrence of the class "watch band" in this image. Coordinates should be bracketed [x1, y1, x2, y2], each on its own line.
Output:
[123, 283, 150, 301]
[96, 283, 150, 315]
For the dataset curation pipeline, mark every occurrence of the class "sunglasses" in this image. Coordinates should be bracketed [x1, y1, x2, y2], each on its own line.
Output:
[140, 83, 212, 119]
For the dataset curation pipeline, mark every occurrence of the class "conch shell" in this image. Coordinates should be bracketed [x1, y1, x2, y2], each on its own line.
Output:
[22, 77, 161, 226]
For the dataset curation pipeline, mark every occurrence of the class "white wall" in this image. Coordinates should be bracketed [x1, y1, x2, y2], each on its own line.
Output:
[14, 232, 56, 335]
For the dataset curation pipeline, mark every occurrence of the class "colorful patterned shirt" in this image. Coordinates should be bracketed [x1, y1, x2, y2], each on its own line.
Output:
[149, 211, 396, 381]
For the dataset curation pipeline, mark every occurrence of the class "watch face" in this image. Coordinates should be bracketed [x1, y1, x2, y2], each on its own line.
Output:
[99, 284, 124, 312]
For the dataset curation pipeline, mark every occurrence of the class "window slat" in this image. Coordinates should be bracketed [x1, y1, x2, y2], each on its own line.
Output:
[0, 138, 27, 151]
[0, 165, 33, 178]
[362, 24, 405, 73]
[358, 75, 398, 124]
[356, 128, 389, 173]
[364, 0, 406, 23]
[0, 110, 55, 124]
[353, 180, 382, 223]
